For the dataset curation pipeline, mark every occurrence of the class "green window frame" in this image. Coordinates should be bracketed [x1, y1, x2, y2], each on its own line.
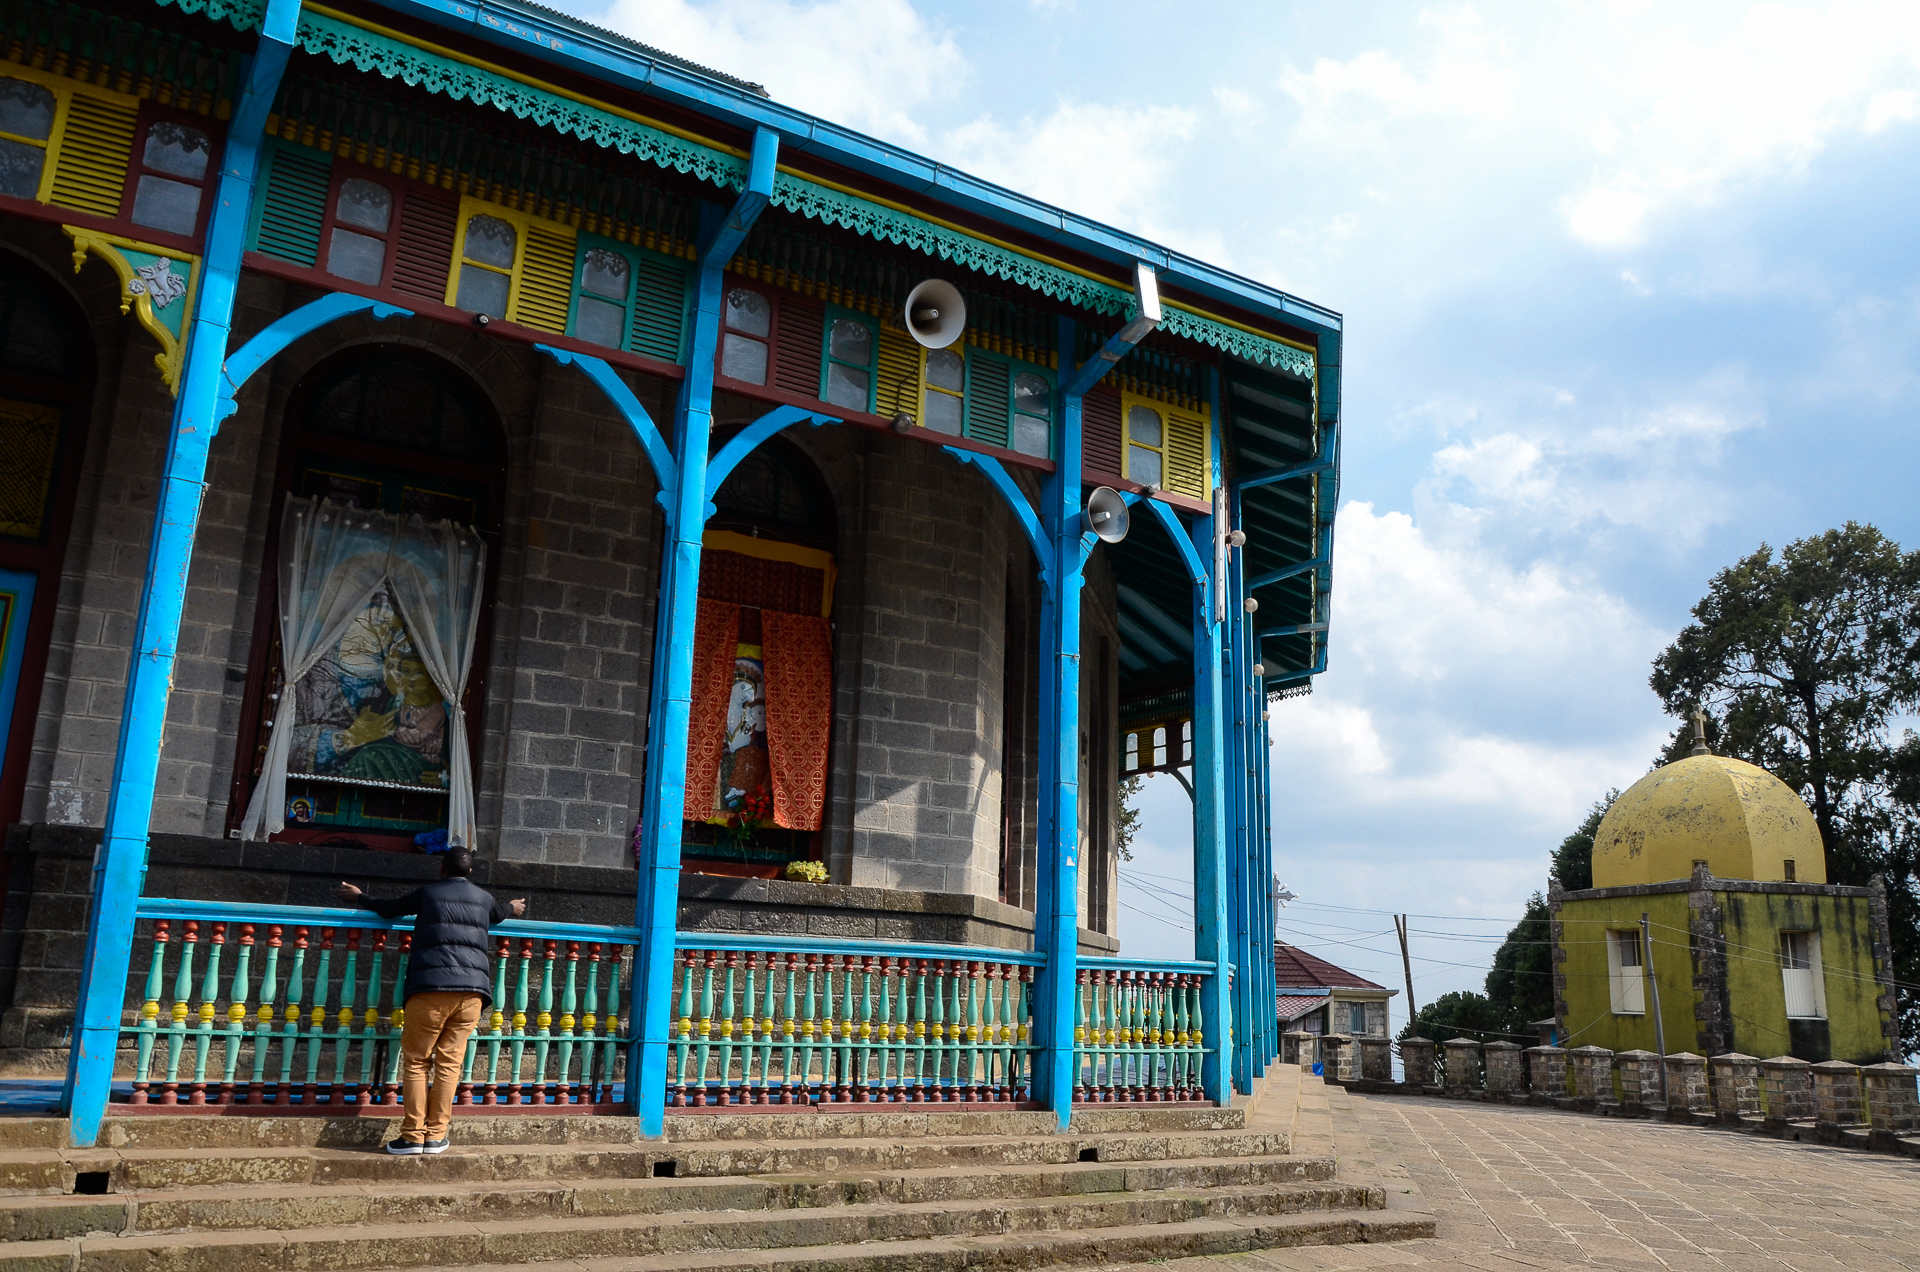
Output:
[964, 348, 1053, 459]
[564, 233, 693, 363]
[820, 305, 878, 413]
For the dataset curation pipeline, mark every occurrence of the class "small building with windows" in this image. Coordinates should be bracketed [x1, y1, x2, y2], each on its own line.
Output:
[1551, 748, 1901, 1064]
[1273, 942, 1394, 1040]
[0, 0, 1341, 1105]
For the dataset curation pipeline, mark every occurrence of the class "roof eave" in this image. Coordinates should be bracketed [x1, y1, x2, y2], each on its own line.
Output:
[362, 0, 1343, 340]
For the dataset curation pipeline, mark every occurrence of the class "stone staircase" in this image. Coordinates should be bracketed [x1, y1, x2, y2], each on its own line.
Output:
[0, 1100, 1432, 1270]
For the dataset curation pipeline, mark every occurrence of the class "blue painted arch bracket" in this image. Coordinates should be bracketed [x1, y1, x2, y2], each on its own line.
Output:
[216, 294, 411, 431]
[536, 345, 679, 496]
[705, 405, 839, 509]
[1141, 497, 1208, 591]
[945, 447, 1052, 598]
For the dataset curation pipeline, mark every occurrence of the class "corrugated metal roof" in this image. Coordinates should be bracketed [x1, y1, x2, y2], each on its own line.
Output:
[1277, 994, 1330, 1023]
[1274, 942, 1387, 992]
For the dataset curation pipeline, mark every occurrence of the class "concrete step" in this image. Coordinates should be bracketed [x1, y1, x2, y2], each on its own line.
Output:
[660, 1104, 1244, 1140]
[0, 1129, 1290, 1195]
[0, 1154, 1341, 1240]
[0, 1180, 1404, 1271]
[0, 1207, 1438, 1272]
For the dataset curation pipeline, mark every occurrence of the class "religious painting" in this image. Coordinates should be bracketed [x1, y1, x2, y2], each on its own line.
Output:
[288, 582, 449, 789]
[711, 644, 773, 823]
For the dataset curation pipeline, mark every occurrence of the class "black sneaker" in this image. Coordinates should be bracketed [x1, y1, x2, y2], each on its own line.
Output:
[385, 1139, 424, 1155]
[420, 1138, 450, 1155]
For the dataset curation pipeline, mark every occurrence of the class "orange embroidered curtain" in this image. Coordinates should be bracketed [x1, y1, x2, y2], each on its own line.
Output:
[683, 598, 741, 822]
[761, 610, 833, 831]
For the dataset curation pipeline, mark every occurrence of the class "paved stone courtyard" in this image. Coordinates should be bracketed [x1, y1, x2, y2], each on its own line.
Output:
[1133, 1066, 1920, 1272]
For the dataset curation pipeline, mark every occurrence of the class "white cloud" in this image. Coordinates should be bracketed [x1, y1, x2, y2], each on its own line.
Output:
[1278, 8, 1519, 140]
[594, 0, 965, 145]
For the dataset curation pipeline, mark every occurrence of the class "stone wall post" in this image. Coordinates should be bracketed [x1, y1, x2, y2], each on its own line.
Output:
[1398, 1038, 1437, 1089]
[1664, 1052, 1709, 1114]
[1568, 1046, 1615, 1107]
[1282, 1030, 1311, 1066]
[1760, 1055, 1814, 1125]
[1483, 1040, 1523, 1096]
[1615, 1049, 1662, 1112]
[1524, 1045, 1567, 1098]
[1442, 1038, 1483, 1094]
[1860, 1062, 1919, 1136]
[1810, 1060, 1863, 1130]
[1709, 1053, 1760, 1120]
[1321, 1034, 1351, 1084]
[1358, 1036, 1393, 1082]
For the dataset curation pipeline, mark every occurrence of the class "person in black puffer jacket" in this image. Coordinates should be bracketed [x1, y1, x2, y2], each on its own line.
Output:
[336, 849, 524, 1155]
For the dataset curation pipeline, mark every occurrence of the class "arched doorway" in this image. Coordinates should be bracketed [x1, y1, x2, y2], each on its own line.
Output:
[227, 347, 505, 852]
[681, 436, 836, 878]
[0, 257, 94, 836]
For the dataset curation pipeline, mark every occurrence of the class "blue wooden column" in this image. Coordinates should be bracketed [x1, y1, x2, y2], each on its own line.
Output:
[630, 128, 777, 1135]
[61, 0, 303, 1148]
[1186, 509, 1232, 1105]
[1225, 480, 1256, 1092]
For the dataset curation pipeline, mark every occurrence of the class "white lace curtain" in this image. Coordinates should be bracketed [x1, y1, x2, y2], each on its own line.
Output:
[239, 496, 487, 846]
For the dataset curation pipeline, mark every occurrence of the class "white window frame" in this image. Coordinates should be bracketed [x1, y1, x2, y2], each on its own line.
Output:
[1780, 931, 1827, 1020]
[1607, 929, 1645, 1015]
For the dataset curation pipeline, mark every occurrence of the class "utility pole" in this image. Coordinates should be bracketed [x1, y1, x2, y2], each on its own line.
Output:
[1641, 912, 1669, 1106]
[1394, 914, 1417, 1021]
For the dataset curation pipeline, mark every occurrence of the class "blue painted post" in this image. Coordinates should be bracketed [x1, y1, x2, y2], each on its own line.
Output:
[630, 128, 778, 1135]
[1225, 481, 1255, 1093]
[1187, 513, 1232, 1106]
[1032, 314, 1084, 1129]
[61, 0, 302, 1148]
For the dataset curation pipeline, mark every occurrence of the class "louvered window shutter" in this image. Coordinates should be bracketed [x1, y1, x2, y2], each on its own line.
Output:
[509, 223, 576, 333]
[390, 191, 456, 303]
[773, 296, 825, 398]
[1163, 408, 1210, 500]
[48, 91, 138, 217]
[965, 357, 1011, 449]
[249, 143, 330, 266]
[1083, 386, 1123, 477]
[874, 324, 920, 420]
[629, 251, 690, 361]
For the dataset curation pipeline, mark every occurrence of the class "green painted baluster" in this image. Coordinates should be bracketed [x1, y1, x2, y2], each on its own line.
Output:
[217, 925, 257, 1104]
[1000, 964, 1019, 1101]
[836, 955, 857, 1103]
[506, 939, 533, 1104]
[714, 950, 741, 1105]
[736, 952, 758, 1104]
[1016, 966, 1034, 1100]
[779, 953, 801, 1104]
[1096, 971, 1114, 1099]
[874, 957, 896, 1101]
[161, 921, 200, 1105]
[855, 955, 875, 1101]
[579, 943, 603, 1104]
[481, 936, 509, 1103]
[670, 948, 693, 1106]
[554, 942, 580, 1103]
[927, 960, 947, 1101]
[302, 929, 334, 1104]
[130, 920, 171, 1105]
[691, 949, 717, 1106]
[1187, 975, 1205, 1101]
[755, 952, 778, 1104]
[246, 926, 283, 1104]
[532, 940, 557, 1104]
[189, 923, 227, 1105]
[382, 936, 411, 1104]
[797, 953, 820, 1104]
[276, 929, 308, 1106]
[1177, 974, 1197, 1099]
[986, 963, 1006, 1101]
[329, 931, 361, 1101]
[912, 959, 930, 1101]
[356, 932, 390, 1107]
[601, 948, 625, 1102]
[1071, 968, 1089, 1102]
[892, 959, 912, 1102]
[965, 961, 984, 1102]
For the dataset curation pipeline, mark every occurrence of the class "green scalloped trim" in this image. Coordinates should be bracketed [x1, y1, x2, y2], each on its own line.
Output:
[150, 2, 1310, 373]
[154, 0, 266, 31]
[294, 11, 746, 188]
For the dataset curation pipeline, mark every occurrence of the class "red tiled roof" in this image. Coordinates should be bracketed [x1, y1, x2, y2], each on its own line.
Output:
[1272, 942, 1387, 992]
[1276, 994, 1330, 1023]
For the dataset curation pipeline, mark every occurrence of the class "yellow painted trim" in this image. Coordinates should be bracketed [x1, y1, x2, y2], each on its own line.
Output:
[62, 226, 200, 394]
[701, 529, 838, 618]
[0, 62, 140, 207]
[446, 195, 576, 318]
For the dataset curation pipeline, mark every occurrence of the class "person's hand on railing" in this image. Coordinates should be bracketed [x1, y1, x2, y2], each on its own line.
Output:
[335, 882, 364, 904]
[509, 898, 527, 917]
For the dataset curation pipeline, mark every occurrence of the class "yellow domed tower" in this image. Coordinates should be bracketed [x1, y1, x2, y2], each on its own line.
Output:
[1550, 714, 1897, 1067]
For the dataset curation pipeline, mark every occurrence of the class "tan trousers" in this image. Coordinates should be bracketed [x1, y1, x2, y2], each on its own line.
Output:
[399, 990, 484, 1142]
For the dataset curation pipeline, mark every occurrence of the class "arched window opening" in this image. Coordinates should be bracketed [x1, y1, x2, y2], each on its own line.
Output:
[0, 257, 92, 836]
[681, 437, 835, 878]
[231, 349, 502, 853]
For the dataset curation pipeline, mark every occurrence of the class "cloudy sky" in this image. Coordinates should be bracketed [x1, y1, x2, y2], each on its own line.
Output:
[560, 0, 1920, 1021]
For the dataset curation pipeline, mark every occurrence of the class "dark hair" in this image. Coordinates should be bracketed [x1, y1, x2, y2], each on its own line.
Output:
[440, 847, 475, 878]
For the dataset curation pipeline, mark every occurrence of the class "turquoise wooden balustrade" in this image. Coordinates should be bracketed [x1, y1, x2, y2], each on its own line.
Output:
[121, 900, 634, 1108]
[1072, 962, 1211, 1103]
